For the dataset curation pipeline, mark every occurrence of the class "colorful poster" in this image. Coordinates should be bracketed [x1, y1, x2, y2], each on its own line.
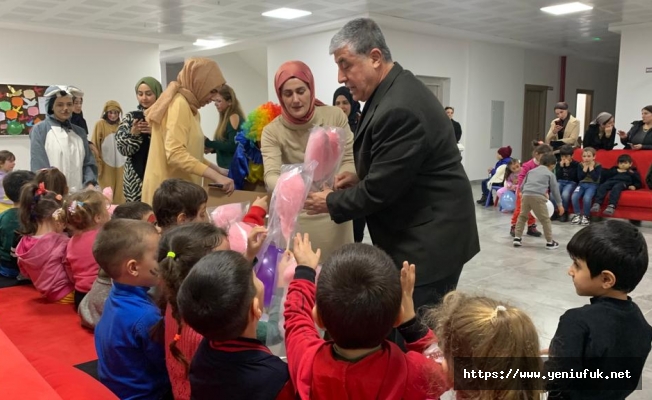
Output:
[0, 84, 49, 136]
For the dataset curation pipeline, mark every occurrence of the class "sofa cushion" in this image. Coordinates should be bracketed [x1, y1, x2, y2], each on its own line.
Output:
[615, 190, 652, 209]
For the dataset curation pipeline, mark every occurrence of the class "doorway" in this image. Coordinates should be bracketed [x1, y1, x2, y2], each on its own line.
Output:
[521, 85, 548, 161]
[416, 76, 450, 105]
[576, 89, 594, 141]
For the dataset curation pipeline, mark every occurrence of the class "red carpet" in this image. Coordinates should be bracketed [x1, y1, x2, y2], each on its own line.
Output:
[0, 285, 97, 365]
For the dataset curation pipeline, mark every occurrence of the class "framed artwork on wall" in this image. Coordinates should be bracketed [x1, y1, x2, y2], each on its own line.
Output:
[0, 84, 49, 136]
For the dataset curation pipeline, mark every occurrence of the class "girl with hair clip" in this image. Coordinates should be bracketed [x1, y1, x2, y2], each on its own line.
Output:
[204, 84, 245, 169]
[15, 183, 74, 303]
[158, 221, 277, 400]
[61, 189, 111, 308]
[34, 167, 68, 196]
[426, 291, 543, 400]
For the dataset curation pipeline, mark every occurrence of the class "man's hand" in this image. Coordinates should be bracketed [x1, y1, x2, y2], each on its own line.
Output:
[334, 171, 359, 190]
[245, 226, 268, 262]
[305, 187, 333, 215]
[558, 205, 565, 216]
[293, 233, 321, 269]
[400, 261, 417, 324]
[252, 196, 269, 212]
[629, 185, 637, 191]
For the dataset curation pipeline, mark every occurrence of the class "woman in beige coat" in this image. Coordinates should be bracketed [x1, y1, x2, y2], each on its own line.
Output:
[141, 58, 234, 204]
[261, 61, 355, 258]
[545, 101, 580, 150]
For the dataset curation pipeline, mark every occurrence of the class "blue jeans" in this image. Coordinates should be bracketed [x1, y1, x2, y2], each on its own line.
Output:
[571, 182, 598, 216]
[553, 180, 577, 210]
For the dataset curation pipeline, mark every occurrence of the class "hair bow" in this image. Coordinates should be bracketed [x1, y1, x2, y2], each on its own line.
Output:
[68, 200, 84, 214]
[35, 182, 47, 196]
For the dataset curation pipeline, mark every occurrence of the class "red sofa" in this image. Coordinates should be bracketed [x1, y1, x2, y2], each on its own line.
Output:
[572, 148, 652, 221]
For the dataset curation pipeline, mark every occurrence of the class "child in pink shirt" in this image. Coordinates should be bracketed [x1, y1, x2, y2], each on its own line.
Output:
[15, 182, 74, 303]
[61, 190, 110, 308]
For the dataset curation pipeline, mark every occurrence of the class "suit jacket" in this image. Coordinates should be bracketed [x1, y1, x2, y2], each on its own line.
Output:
[326, 63, 480, 284]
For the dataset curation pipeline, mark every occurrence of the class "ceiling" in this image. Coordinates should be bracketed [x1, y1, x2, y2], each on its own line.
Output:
[1, 0, 650, 63]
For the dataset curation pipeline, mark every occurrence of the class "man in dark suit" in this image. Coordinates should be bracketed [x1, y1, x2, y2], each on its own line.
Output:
[445, 106, 463, 143]
[305, 18, 479, 311]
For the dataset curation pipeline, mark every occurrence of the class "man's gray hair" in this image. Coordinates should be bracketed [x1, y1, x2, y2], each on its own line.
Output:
[329, 18, 392, 61]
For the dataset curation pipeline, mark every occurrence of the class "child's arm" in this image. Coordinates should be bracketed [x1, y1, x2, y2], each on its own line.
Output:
[576, 163, 587, 181]
[549, 175, 563, 214]
[136, 313, 167, 369]
[396, 262, 436, 352]
[589, 164, 602, 182]
[545, 312, 587, 395]
[242, 196, 268, 226]
[244, 226, 267, 263]
[631, 171, 642, 190]
[516, 164, 529, 190]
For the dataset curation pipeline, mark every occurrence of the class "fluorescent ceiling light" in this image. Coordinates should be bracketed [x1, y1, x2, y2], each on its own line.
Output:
[262, 8, 311, 20]
[193, 39, 226, 49]
[541, 2, 593, 15]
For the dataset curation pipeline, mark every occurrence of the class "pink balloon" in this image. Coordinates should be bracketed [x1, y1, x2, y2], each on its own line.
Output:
[274, 171, 306, 242]
[228, 221, 253, 254]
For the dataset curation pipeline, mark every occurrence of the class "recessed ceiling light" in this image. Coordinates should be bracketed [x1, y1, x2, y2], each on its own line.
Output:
[541, 2, 593, 15]
[262, 8, 311, 20]
[193, 39, 226, 49]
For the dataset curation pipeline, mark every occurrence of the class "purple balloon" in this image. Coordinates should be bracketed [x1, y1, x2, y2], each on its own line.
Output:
[256, 243, 282, 306]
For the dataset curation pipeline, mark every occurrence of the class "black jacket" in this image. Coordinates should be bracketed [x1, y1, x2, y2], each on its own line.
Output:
[583, 124, 616, 150]
[600, 167, 642, 187]
[327, 63, 479, 285]
[621, 120, 652, 150]
[556, 160, 579, 182]
[451, 119, 462, 142]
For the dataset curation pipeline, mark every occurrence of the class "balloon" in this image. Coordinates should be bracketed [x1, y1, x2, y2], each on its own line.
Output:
[499, 191, 516, 212]
[531, 200, 554, 218]
[256, 244, 282, 306]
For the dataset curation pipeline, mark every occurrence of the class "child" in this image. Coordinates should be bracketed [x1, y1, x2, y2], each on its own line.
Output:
[0, 171, 36, 278]
[285, 234, 449, 399]
[590, 154, 641, 216]
[14, 182, 74, 302]
[496, 158, 520, 202]
[78, 201, 155, 330]
[61, 189, 111, 308]
[153, 178, 208, 232]
[477, 145, 512, 205]
[510, 143, 552, 237]
[426, 291, 543, 400]
[177, 251, 294, 400]
[571, 147, 602, 225]
[555, 145, 580, 222]
[34, 167, 68, 196]
[93, 219, 171, 400]
[514, 153, 564, 249]
[546, 220, 652, 399]
[0, 150, 16, 213]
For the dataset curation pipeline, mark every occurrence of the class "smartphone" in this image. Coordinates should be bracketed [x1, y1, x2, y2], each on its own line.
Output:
[555, 120, 564, 126]
[208, 183, 224, 188]
[132, 110, 144, 120]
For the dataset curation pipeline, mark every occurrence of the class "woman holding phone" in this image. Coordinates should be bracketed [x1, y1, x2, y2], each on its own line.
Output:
[116, 77, 163, 202]
[617, 105, 652, 150]
[545, 102, 579, 152]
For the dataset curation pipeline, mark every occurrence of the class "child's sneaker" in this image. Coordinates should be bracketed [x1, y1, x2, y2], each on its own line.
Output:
[527, 224, 542, 237]
[590, 203, 601, 213]
[513, 237, 522, 247]
[570, 215, 581, 224]
[580, 215, 590, 226]
[546, 240, 560, 250]
[603, 205, 616, 216]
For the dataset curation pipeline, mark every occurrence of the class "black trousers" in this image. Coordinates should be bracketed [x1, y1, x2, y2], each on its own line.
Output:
[595, 181, 627, 206]
[353, 218, 366, 243]
[74, 291, 87, 309]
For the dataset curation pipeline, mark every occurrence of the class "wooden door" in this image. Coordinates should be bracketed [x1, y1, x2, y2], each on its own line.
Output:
[521, 85, 548, 161]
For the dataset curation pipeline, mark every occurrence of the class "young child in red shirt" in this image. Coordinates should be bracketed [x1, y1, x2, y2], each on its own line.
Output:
[285, 234, 450, 400]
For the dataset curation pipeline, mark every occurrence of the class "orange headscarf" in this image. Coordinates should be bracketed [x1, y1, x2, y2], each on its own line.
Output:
[274, 60, 325, 125]
[146, 57, 225, 124]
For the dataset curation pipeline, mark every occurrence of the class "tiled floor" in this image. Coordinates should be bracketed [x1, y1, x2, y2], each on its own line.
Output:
[364, 184, 652, 398]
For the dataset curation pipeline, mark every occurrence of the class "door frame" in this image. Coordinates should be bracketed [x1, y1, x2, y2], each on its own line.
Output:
[576, 88, 594, 125]
[522, 84, 549, 161]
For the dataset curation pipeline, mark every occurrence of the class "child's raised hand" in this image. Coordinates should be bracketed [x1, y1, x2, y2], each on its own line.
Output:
[276, 250, 295, 287]
[245, 226, 268, 262]
[252, 196, 269, 212]
[293, 233, 321, 269]
[400, 261, 417, 324]
[629, 185, 636, 191]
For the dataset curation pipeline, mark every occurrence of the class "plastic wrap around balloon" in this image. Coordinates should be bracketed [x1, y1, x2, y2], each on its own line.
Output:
[499, 191, 516, 212]
[531, 200, 554, 218]
[256, 243, 282, 306]
[304, 126, 346, 190]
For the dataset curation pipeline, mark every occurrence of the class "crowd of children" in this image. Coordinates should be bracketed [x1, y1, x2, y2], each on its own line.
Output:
[1, 147, 651, 400]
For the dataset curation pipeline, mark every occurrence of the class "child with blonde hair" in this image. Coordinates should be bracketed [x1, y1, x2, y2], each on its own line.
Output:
[61, 189, 110, 307]
[427, 291, 543, 400]
[15, 182, 74, 303]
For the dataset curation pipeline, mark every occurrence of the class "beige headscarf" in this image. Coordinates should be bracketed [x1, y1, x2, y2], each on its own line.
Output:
[146, 57, 225, 124]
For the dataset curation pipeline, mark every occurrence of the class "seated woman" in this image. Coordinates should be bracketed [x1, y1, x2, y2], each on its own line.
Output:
[583, 112, 616, 150]
[618, 105, 652, 150]
[545, 102, 579, 153]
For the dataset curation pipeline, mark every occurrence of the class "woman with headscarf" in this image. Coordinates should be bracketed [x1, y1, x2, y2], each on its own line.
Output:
[332, 86, 364, 242]
[545, 102, 580, 151]
[141, 58, 234, 204]
[261, 61, 355, 259]
[583, 112, 617, 150]
[618, 105, 652, 150]
[29, 85, 97, 192]
[116, 77, 163, 202]
[92, 101, 125, 203]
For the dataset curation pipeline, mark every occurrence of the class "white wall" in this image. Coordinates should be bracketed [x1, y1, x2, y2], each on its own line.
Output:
[565, 56, 618, 121]
[524, 50, 560, 125]
[0, 29, 160, 171]
[615, 24, 652, 144]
